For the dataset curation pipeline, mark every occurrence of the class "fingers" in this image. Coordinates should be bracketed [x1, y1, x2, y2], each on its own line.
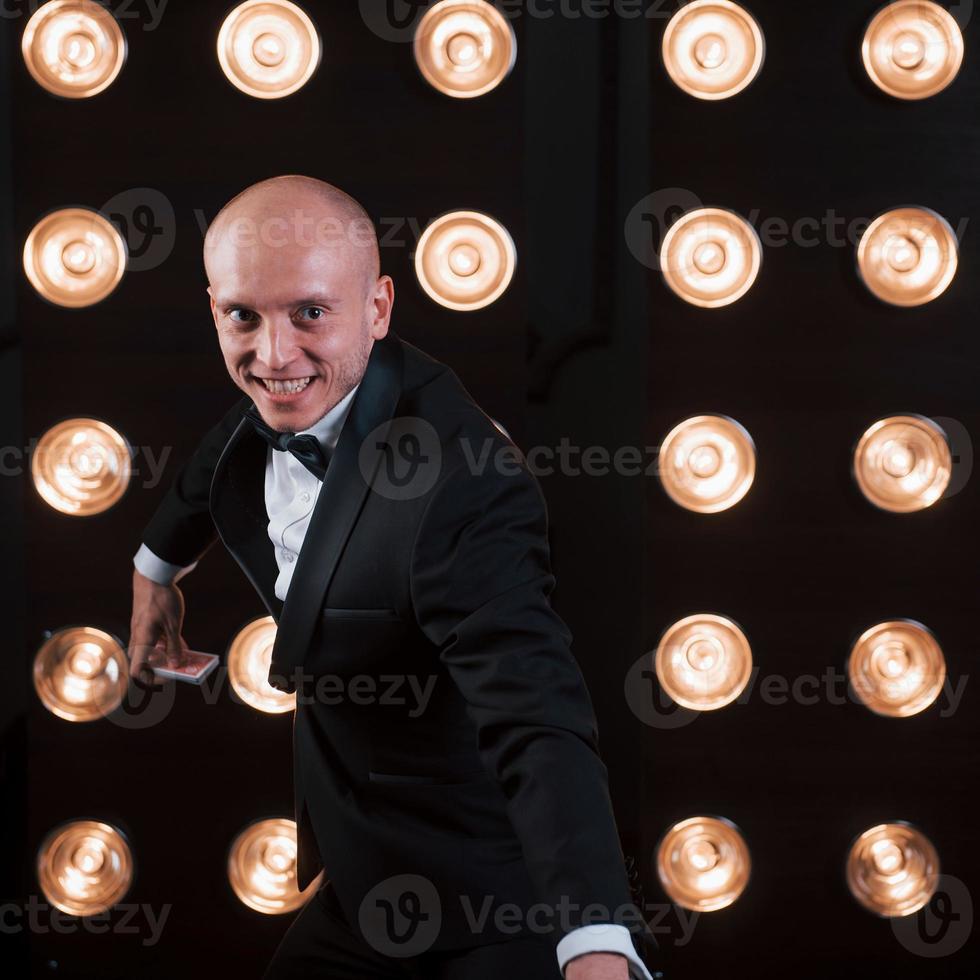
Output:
[165, 624, 187, 668]
[129, 576, 187, 682]
[128, 636, 165, 692]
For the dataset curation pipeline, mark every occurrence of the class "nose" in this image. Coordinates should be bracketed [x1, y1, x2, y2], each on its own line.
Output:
[254, 317, 302, 372]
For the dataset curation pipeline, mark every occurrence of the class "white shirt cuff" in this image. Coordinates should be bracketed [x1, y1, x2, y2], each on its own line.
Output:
[133, 544, 197, 586]
[556, 924, 653, 980]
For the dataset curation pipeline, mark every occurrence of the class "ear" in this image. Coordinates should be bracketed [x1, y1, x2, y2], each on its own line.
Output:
[207, 285, 219, 328]
[369, 275, 395, 340]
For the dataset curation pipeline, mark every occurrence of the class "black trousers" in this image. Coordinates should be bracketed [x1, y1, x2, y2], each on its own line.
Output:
[263, 882, 563, 980]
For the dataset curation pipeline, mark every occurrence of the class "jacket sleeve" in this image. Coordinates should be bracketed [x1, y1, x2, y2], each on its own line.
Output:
[408, 453, 636, 938]
[139, 395, 251, 568]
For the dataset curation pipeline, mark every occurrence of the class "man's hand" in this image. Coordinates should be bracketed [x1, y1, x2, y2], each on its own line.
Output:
[128, 569, 190, 687]
[566, 953, 631, 980]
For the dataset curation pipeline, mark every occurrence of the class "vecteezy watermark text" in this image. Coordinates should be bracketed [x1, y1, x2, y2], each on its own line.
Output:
[357, 874, 695, 958]
[625, 657, 969, 730]
[0, 897, 170, 946]
[2, 0, 168, 30]
[9, 440, 172, 490]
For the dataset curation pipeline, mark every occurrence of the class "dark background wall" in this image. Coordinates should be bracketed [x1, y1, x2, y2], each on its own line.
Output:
[5, 2, 528, 976]
[2, 1, 978, 978]
[1, 1, 648, 977]
[644, 1, 979, 977]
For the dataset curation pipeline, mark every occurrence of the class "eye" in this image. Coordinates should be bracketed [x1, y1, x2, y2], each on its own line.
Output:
[229, 308, 256, 323]
[297, 306, 325, 321]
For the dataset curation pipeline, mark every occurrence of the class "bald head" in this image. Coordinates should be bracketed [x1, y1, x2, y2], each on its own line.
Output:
[204, 175, 380, 293]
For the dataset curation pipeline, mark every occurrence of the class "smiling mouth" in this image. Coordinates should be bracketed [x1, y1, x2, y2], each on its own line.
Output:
[255, 376, 315, 395]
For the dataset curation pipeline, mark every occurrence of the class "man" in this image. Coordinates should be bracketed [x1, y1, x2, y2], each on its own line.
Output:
[128, 176, 654, 980]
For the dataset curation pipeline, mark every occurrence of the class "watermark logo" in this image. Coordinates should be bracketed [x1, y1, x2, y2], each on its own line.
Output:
[362, 417, 443, 501]
[358, 874, 443, 957]
[103, 188, 176, 273]
[623, 653, 701, 730]
[933, 416, 973, 499]
[891, 875, 973, 958]
[624, 187, 703, 272]
[358, 0, 425, 43]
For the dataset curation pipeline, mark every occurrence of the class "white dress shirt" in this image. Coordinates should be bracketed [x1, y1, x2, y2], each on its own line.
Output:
[132, 385, 653, 980]
[133, 384, 360, 600]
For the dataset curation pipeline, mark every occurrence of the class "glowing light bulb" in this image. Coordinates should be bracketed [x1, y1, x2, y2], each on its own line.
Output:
[228, 617, 295, 714]
[37, 820, 133, 916]
[848, 620, 945, 717]
[662, 1, 764, 100]
[34, 626, 128, 722]
[227, 818, 320, 913]
[857, 207, 957, 306]
[658, 415, 755, 513]
[32, 418, 131, 515]
[415, 211, 516, 311]
[657, 816, 750, 911]
[22, 0, 127, 98]
[660, 207, 761, 308]
[414, 0, 516, 98]
[853, 415, 951, 513]
[24, 208, 126, 308]
[847, 822, 939, 916]
[862, 1, 963, 99]
[217, 0, 320, 99]
[655, 614, 752, 710]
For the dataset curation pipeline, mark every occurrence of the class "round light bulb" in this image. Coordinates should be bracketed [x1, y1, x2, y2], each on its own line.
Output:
[217, 0, 320, 99]
[415, 210, 516, 311]
[848, 620, 946, 717]
[657, 815, 751, 911]
[37, 820, 134, 916]
[228, 616, 295, 714]
[414, 0, 516, 98]
[660, 207, 761, 308]
[853, 415, 951, 513]
[862, 1, 963, 100]
[658, 414, 755, 513]
[662, 1, 764, 100]
[24, 208, 127, 308]
[857, 207, 957, 306]
[655, 614, 752, 711]
[847, 822, 939, 916]
[32, 418, 132, 516]
[228, 818, 320, 914]
[22, 0, 127, 98]
[34, 626, 128, 722]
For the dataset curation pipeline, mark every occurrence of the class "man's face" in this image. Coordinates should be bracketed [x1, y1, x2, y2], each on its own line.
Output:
[207, 212, 392, 432]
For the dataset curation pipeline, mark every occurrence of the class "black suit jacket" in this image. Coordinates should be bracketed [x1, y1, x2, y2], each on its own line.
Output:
[140, 331, 641, 953]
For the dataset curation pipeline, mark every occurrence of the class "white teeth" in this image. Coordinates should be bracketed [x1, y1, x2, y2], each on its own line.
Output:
[261, 377, 313, 394]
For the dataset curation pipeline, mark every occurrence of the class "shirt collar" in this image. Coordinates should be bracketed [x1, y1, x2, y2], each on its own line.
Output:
[298, 382, 360, 450]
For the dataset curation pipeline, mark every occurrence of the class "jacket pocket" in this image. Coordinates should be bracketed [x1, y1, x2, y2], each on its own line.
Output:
[367, 769, 488, 786]
[322, 607, 402, 621]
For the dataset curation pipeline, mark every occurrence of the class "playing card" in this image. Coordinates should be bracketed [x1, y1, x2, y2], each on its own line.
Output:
[151, 650, 220, 685]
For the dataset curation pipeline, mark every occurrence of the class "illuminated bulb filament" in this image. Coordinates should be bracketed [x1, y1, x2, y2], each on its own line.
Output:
[694, 33, 728, 69]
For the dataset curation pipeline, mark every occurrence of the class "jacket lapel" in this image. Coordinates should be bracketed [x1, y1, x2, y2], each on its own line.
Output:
[209, 415, 284, 621]
[269, 333, 404, 689]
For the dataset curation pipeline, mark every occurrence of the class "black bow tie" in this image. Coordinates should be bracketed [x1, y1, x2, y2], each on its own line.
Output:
[243, 406, 331, 482]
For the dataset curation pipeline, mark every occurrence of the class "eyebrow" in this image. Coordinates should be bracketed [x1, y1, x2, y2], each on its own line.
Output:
[216, 295, 344, 309]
